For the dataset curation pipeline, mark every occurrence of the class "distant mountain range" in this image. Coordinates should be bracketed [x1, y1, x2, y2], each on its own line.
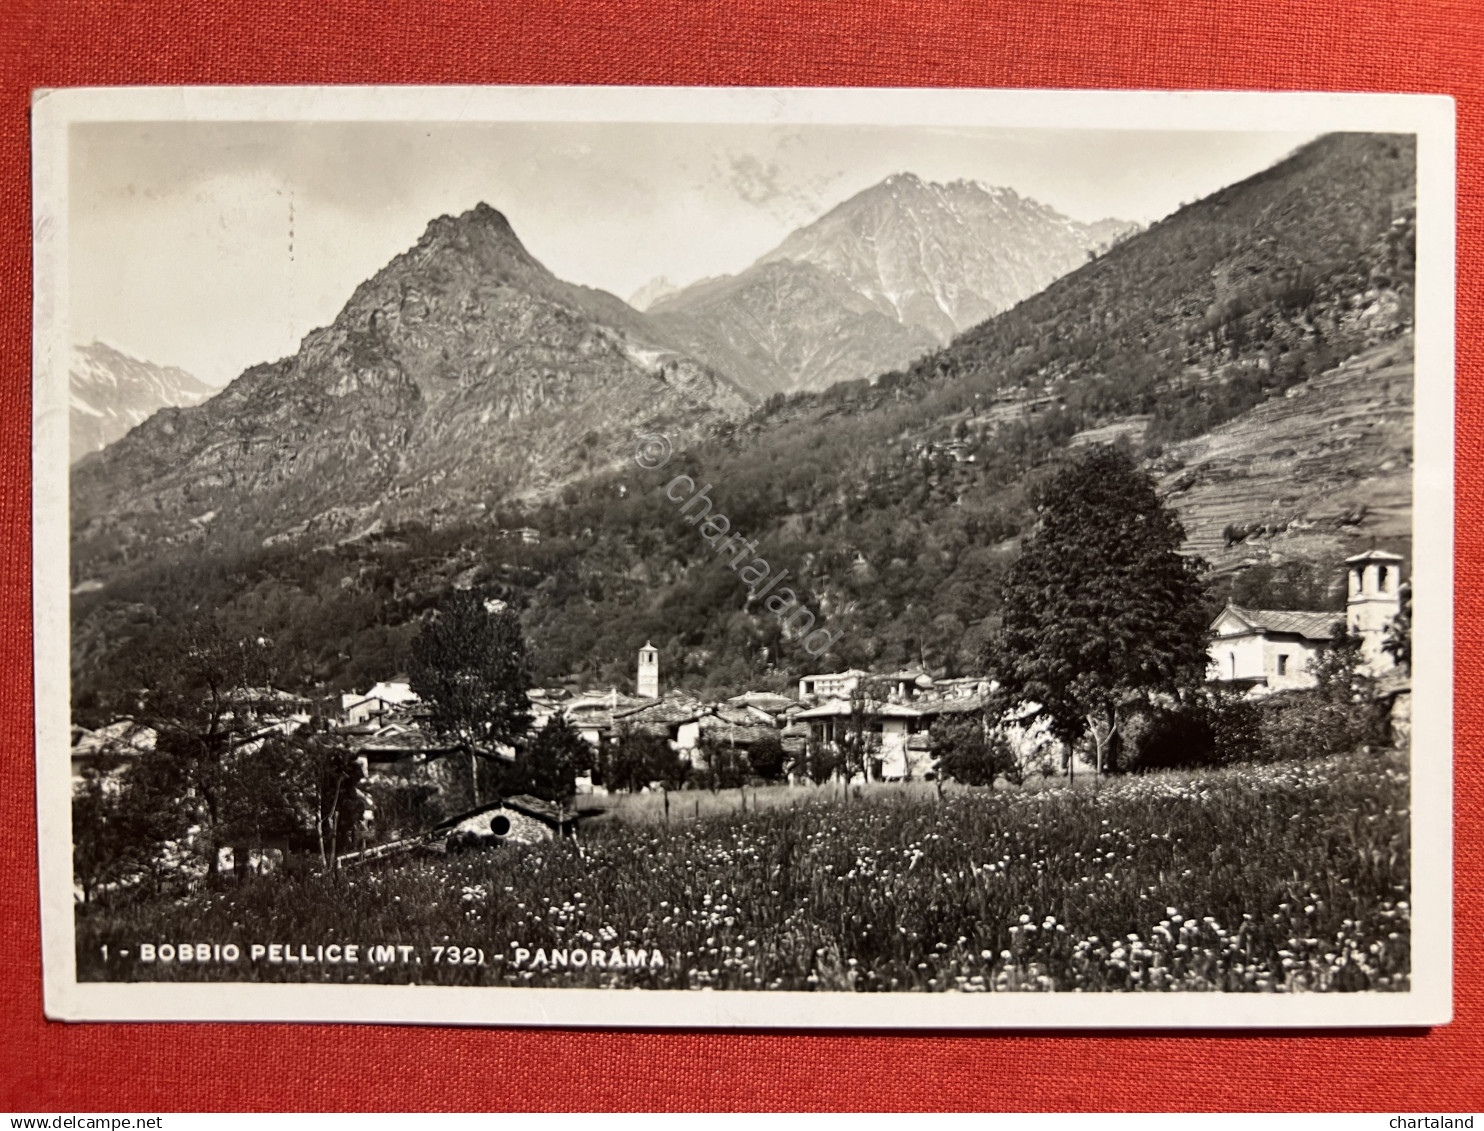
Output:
[649, 174, 1135, 395]
[69, 341, 214, 464]
[70, 173, 1130, 563]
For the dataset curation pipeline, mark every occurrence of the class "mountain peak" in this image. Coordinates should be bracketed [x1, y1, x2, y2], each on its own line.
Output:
[628, 275, 682, 311]
[420, 201, 526, 250]
[356, 200, 556, 311]
[753, 172, 1136, 344]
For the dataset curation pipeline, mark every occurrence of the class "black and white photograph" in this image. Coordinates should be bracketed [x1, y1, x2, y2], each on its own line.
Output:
[31, 86, 1455, 1028]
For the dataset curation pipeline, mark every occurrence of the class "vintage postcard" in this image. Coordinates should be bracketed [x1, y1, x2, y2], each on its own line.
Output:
[32, 85, 1455, 1028]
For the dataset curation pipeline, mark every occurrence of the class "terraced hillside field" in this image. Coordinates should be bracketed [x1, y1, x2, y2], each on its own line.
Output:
[1158, 332, 1413, 583]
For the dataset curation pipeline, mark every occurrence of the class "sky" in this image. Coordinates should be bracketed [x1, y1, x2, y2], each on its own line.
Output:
[70, 121, 1317, 387]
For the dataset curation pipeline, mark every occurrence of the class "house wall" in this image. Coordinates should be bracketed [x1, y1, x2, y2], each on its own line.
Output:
[1262, 637, 1322, 691]
[877, 718, 913, 778]
[1208, 631, 1268, 683]
[1208, 631, 1325, 692]
[799, 673, 861, 699]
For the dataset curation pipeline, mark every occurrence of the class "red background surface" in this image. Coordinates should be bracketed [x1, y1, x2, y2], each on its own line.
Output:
[1, 0, 1480, 1112]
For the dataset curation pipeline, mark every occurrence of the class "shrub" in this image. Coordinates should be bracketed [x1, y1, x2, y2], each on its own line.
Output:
[1121, 690, 1263, 771]
[1258, 624, 1389, 761]
[694, 736, 751, 792]
[1257, 688, 1388, 762]
[505, 712, 591, 803]
[1121, 704, 1215, 771]
[600, 726, 684, 793]
[932, 714, 1021, 786]
[794, 739, 840, 786]
[747, 735, 788, 782]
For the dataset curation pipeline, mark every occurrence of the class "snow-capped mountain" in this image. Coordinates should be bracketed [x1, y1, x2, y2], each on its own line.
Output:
[650, 173, 1136, 396]
[69, 341, 215, 463]
[757, 173, 1136, 343]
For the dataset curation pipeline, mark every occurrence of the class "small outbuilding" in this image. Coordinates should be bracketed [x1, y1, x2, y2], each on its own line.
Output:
[437, 794, 579, 851]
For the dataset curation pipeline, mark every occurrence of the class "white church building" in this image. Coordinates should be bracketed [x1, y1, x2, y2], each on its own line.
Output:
[1208, 550, 1404, 694]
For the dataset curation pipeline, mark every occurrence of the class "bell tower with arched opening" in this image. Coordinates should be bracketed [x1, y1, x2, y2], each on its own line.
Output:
[1345, 549, 1404, 674]
[637, 642, 660, 699]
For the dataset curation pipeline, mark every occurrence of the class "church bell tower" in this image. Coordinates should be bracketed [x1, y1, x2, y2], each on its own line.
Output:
[637, 642, 660, 699]
[1345, 550, 1404, 674]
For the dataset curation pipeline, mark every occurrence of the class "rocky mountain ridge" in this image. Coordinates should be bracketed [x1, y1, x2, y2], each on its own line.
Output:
[71, 203, 752, 576]
[648, 259, 940, 397]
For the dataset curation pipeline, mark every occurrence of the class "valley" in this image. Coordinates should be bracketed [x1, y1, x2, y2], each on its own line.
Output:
[68, 132, 1417, 707]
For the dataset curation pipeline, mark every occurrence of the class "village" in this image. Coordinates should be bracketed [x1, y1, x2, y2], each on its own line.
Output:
[69, 548, 1411, 876]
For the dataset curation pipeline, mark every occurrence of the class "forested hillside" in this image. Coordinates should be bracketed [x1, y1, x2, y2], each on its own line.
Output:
[72, 133, 1416, 715]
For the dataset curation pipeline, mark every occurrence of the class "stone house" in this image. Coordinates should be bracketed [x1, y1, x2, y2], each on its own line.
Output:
[1207, 550, 1405, 694]
[794, 698, 924, 779]
[797, 669, 869, 700]
[1207, 607, 1338, 692]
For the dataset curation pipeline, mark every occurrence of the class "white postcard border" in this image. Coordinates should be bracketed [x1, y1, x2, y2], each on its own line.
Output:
[31, 84, 1456, 1029]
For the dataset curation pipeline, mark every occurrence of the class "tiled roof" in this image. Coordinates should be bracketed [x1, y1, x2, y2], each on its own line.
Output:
[914, 693, 994, 717]
[354, 725, 461, 755]
[434, 795, 576, 831]
[505, 794, 578, 826]
[697, 722, 779, 745]
[794, 699, 922, 720]
[712, 703, 776, 726]
[565, 704, 617, 729]
[1224, 606, 1340, 641]
[726, 692, 797, 714]
[615, 694, 707, 726]
[72, 720, 157, 757]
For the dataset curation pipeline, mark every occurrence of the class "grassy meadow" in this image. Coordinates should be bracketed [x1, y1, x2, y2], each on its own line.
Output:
[76, 749, 1410, 992]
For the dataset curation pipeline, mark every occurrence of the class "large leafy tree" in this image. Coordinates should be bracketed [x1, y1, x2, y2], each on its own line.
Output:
[408, 591, 532, 804]
[117, 615, 281, 875]
[985, 446, 1209, 775]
